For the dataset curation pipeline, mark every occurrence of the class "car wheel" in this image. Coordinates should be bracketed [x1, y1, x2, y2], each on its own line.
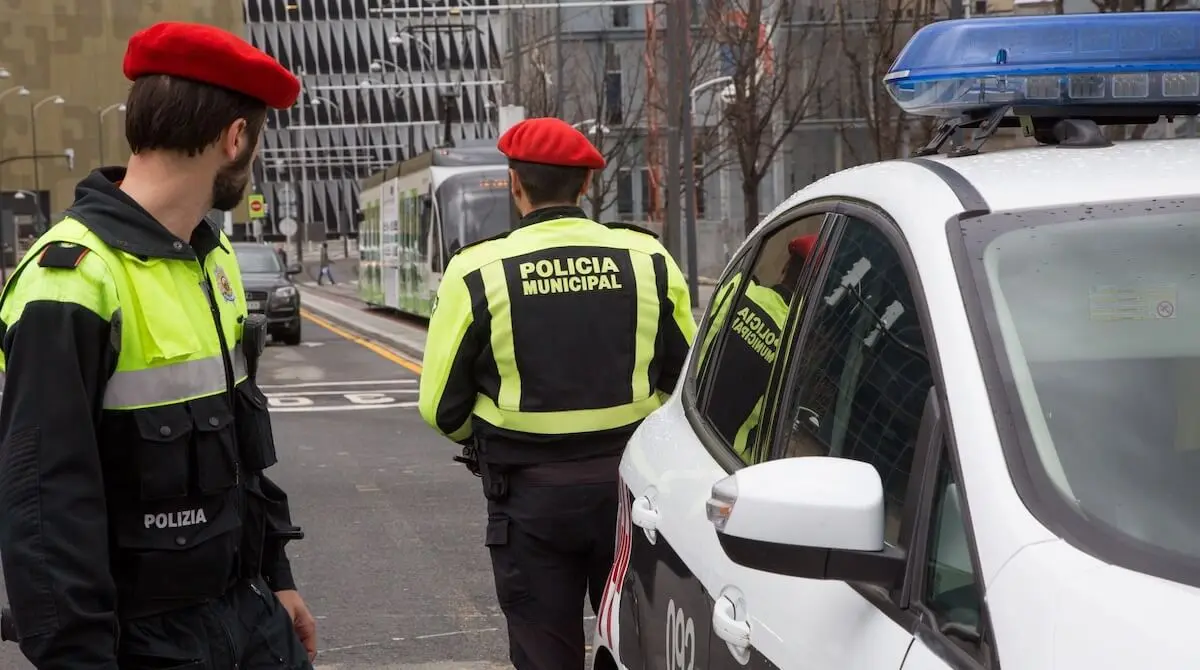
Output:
[280, 321, 302, 346]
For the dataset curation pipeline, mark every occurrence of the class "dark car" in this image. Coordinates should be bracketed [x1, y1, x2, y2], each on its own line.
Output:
[232, 242, 303, 345]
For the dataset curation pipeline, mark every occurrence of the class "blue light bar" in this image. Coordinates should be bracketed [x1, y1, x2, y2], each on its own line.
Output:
[885, 13, 1200, 117]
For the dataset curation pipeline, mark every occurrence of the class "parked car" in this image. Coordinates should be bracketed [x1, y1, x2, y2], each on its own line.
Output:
[232, 242, 302, 345]
[592, 12, 1200, 670]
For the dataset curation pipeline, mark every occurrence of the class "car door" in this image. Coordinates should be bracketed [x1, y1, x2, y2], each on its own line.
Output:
[901, 434, 998, 670]
[614, 208, 832, 670]
[702, 209, 931, 668]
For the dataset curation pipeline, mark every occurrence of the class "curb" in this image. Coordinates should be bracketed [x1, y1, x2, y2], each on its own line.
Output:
[298, 288, 428, 363]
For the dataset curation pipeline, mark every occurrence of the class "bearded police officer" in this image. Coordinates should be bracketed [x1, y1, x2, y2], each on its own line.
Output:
[0, 22, 317, 669]
[418, 117, 696, 670]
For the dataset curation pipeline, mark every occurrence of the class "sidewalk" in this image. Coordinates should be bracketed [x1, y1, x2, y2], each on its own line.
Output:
[300, 279, 717, 362]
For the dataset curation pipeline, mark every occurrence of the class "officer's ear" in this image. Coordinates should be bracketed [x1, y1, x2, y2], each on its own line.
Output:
[219, 118, 249, 162]
[578, 169, 594, 200]
[509, 167, 529, 203]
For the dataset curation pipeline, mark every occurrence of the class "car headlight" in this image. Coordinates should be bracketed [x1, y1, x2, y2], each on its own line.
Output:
[274, 286, 297, 299]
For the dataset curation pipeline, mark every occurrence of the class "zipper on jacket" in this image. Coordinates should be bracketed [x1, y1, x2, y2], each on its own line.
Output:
[197, 257, 244, 566]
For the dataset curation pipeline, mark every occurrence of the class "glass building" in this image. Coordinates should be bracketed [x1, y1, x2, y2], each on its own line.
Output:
[241, 0, 506, 240]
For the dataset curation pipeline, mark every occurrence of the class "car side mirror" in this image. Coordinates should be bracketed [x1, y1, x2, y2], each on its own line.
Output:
[707, 457, 905, 588]
[286, 264, 302, 276]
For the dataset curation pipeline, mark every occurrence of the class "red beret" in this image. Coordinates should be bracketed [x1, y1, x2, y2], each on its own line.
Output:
[789, 234, 817, 259]
[124, 22, 300, 109]
[498, 118, 606, 169]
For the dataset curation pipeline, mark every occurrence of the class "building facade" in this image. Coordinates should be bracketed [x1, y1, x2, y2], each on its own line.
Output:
[0, 0, 244, 264]
[503, 0, 876, 277]
[241, 0, 507, 243]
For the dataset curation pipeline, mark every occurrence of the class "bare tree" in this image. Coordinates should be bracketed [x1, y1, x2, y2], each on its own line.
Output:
[513, 26, 652, 221]
[830, 0, 940, 166]
[699, 0, 835, 235]
[1093, 0, 1176, 12]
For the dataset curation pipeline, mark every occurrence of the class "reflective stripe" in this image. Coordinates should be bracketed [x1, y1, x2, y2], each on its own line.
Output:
[472, 393, 662, 435]
[629, 252, 658, 401]
[482, 262, 521, 410]
[104, 344, 246, 409]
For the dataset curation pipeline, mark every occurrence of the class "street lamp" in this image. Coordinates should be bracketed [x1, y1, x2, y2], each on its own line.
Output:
[97, 103, 126, 166]
[30, 94, 65, 216]
[571, 119, 610, 136]
[437, 83, 460, 147]
[0, 86, 29, 104]
[389, 33, 436, 70]
[369, 59, 403, 72]
[691, 76, 734, 232]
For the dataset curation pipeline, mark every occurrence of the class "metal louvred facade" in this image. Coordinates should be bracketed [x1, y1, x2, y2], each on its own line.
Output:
[242, 0, 505, 238]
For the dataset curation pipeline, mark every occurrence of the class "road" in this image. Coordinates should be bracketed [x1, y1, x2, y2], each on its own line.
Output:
[0, 314, 514, 669]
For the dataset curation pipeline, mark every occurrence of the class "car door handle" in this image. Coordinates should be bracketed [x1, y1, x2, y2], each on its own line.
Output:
[712, 595, 751, 650]
[630, 496, 659, 543]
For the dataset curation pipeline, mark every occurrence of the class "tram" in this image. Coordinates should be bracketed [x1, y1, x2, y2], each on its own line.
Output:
[358, 140, 515, 316]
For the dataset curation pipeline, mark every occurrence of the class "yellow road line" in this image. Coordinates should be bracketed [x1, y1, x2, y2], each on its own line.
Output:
[301, 309, 423, 375]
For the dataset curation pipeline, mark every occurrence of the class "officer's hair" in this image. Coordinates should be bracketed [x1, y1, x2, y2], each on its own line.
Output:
[509, 160, 589, 206]
[125, 75, 268, 158]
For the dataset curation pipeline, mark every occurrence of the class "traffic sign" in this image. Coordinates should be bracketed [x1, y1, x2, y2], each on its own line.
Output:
[279, 217, 298, 237]
[248, 194, 266, 219]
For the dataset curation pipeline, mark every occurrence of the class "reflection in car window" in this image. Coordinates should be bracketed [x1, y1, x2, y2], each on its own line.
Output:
[925, 450, 988, 661]
[972, 210, 1200, 561]
[780, 215, 932, 544]
[236, 247, 282, 274]
[697, 213, 825, 464]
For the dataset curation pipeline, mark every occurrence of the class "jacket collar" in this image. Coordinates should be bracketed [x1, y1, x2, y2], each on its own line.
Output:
[67, 166, 229, 261]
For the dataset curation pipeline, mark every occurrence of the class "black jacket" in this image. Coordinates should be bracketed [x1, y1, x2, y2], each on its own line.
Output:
[0, 169, 301, 669]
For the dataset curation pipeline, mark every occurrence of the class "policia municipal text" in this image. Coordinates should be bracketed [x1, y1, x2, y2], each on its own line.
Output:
[418, 118, 697, 670]
[0, 22, 317, 669]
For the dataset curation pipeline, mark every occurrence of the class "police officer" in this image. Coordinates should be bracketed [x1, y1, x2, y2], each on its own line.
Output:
[698, 234, 816, 462]
[418, 117, 696, 670]
[0, 22, 317, 669]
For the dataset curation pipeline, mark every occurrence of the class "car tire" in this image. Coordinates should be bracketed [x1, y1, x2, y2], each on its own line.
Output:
[280, 321, 302, 346]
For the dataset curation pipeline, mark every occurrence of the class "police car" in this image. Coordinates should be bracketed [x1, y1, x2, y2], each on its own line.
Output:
[592, 12, 1200, 670]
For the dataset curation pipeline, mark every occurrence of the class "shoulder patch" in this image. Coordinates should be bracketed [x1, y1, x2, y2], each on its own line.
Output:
[451, 230, 512, 259]
[603, 221, 659, 239]
[37, 242, 92, 269]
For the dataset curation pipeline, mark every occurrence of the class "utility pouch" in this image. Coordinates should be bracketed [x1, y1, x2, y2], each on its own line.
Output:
[475, 440, 509, 502]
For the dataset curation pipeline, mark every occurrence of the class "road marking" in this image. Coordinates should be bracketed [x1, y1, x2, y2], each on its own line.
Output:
[260, 379, 416, 389]
[268, 401, 418, 413]
[267, 389, 415, 397]
[302, 309, 423, 375]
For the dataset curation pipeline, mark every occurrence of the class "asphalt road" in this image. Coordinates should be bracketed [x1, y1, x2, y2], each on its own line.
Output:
[0, 314, 513, 670]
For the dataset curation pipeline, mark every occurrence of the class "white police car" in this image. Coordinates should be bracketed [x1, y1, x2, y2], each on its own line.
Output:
[592, 11, 1200, 670]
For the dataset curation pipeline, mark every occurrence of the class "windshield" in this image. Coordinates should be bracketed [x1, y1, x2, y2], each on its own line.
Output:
[959, 198, 1200, 577]
[436, 171, 516, 249]
[236, 246, 282, 274]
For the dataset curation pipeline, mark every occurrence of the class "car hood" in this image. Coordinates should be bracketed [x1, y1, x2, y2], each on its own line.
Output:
[988, 538, 1200, 667]
[240, 272, 289, 290]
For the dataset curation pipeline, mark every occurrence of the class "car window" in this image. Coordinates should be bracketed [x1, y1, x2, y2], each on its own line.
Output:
[925, 449, 989, 663]
[696, 212, 826, 465]
[778, 214, 932, 544]
[236, 247, 282, 274]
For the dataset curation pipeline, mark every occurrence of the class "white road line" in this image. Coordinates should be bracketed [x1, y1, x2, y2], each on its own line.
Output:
[266, 389, 415, 397]
[268, 401, 419, 413]
[259, 379, 416, 389]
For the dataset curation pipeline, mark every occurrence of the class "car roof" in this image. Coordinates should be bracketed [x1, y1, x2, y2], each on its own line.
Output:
[921, 136, 1200, 212]
[773, 136, 1200, 233]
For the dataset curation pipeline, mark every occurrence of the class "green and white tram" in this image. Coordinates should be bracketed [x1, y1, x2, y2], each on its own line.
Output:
[358, 140, 515, 316]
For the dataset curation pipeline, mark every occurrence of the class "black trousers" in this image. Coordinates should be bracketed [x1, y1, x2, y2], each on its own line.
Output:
[486, 479, 620, 670]
[118, 577, 312, 670]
